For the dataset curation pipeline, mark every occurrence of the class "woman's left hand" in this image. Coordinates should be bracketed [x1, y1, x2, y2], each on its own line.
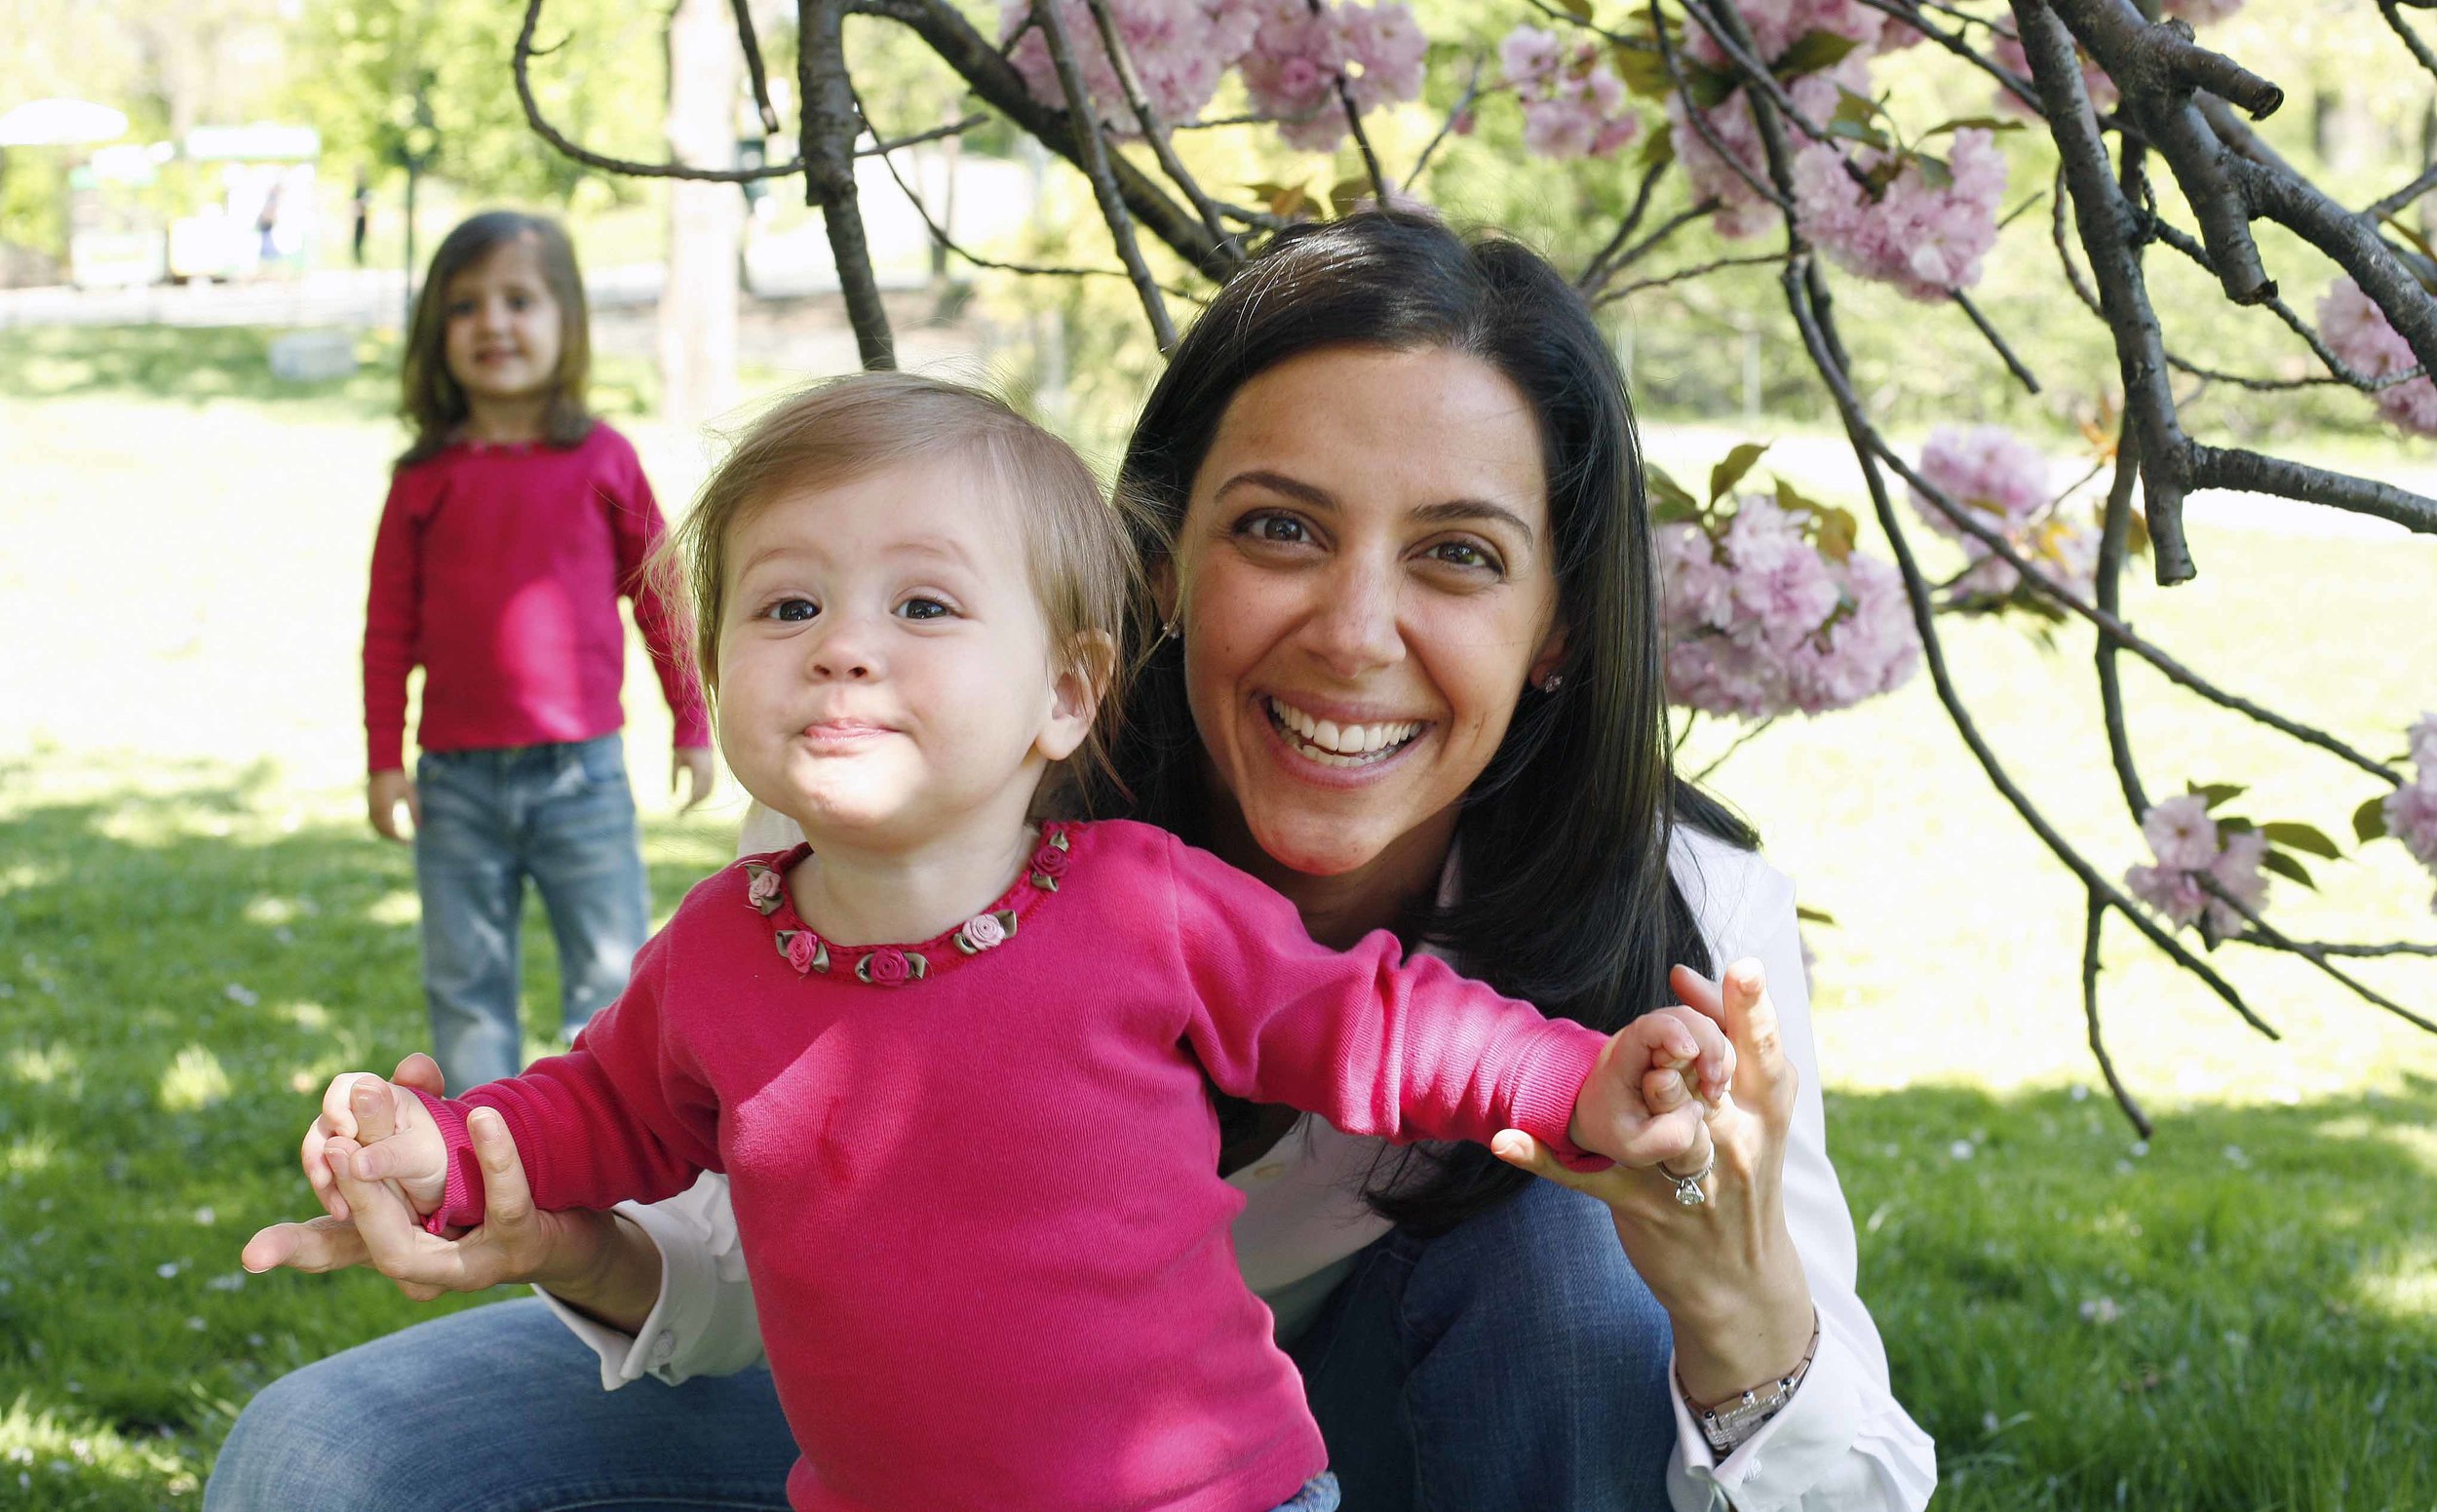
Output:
[1494, 958, 1816, 1403]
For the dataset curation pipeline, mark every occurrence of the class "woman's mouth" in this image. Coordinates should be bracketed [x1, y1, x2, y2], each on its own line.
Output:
[1262, 695, 1425, 769]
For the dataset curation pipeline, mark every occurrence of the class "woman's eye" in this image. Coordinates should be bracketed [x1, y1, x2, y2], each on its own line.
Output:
[767, 598, 818, 623]
[1241, 513, 1310, 545]
[507, 293, 531, 312]
[1427, 540, 1499, 572]
[897, 597, 953, 621]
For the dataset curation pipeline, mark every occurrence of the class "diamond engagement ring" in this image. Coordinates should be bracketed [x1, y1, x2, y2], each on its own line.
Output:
[1658, 1149, 1715, 1206]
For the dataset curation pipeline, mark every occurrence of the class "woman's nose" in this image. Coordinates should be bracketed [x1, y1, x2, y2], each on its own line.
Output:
[1305, 559, 1404, 677]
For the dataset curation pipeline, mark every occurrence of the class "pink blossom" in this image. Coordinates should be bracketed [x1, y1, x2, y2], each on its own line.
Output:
[1501, 26, 1643, 161]
[1792, 128, 2007, 299]
[1001, 0, 1258, 131]
[1239, 0, 1426, 151]
[2165, 0, 2244, 24]
[2387, 779, 2437, 870]
[1681, 0, 1889, 72]
[2125, 796, 2270, 937]
[2318, 278, 2437, 437]
[1672, 65, 1859, 241]
[2409, 714, 2437, 772]
[1909, 426, 2097, 605]
[2141, 794, 2219, 871]
[1658, 493, 1918, 717]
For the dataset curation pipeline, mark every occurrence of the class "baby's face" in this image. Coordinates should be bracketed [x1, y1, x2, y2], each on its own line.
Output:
[716, 456, 1073, 853]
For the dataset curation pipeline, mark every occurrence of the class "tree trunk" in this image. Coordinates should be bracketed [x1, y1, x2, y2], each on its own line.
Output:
[660, 0, 745, 434]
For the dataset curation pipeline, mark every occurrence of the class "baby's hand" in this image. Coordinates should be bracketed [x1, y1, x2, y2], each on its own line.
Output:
[303, 1071, 451, 1221]
[1567, 1006, 1734, 1169]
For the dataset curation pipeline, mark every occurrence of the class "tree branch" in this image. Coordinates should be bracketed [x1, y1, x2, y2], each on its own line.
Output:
[1030, 0, 1175, 351]
[515, 0, 806, 180]
[801, 0, 895, 368]
[731, 0, 782, 135]
[1081, 0, 1233, 251]
[2082, 895, 2153, 1138]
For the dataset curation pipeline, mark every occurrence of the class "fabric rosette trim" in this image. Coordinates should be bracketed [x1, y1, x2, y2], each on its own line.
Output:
[773, 928, 831, 976]
[1028, 830, 1073, 891]
[742, 823, 1076, 988]
[954, 910, 1020, 955]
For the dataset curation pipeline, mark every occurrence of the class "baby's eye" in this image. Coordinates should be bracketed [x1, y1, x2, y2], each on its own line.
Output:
[765, 597, 819, 623]
[896, 597, 954, 622]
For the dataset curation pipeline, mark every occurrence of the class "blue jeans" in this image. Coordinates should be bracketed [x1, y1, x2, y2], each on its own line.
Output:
[207, 1181, 1671, 1511]
[414, 734, 651, 1091]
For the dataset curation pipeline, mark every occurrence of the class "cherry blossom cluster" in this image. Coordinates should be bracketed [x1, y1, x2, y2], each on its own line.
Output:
[1002, 0, 1257, 131]
[1238, 0, 1428, 150]
[1000, 0, 1424, 151]
[1496, 26, 1641, 160]
[1908, 425, 2101, 605]
[1670, 62, 1865, 240]
[1657, 492, 1919, 718]
[1792, 127, 2008, 299]
[2124, 794, 2270, 939]
[2383, 715, 2437, 913]
[2317, 278, 2437, 437]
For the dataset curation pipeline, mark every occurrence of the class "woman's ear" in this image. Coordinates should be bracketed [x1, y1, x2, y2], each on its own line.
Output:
[1528, 619, 1570, 690]
[1038, 630, 1119, 763]
[1151, 557, 1180, 628]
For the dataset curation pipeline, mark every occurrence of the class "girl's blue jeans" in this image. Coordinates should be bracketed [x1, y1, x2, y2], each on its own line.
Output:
[205, 1179, 1674, 1511]
[413, 733, 652, 1091]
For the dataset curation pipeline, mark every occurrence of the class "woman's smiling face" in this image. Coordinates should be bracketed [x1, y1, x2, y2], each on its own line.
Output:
[1170, 344, 1567, 880]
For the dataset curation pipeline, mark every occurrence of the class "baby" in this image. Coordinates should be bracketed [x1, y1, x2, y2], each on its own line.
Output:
[296, 373, 1729, 1512]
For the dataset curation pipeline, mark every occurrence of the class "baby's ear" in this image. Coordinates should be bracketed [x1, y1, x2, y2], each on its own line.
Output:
[1039, 631, 1118, 763]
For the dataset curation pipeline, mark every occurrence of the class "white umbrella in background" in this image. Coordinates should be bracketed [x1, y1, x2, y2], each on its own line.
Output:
[0, 97, 129, 147]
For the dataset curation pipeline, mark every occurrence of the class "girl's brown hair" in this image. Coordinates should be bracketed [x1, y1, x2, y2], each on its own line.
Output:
[665, 371, 1141, 793]
[396, 211, 593, 469]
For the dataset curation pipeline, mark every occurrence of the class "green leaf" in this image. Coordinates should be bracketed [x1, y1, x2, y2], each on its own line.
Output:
[2187, 782, 2248, 809]
[1814, 505, 1859, 562]
[1683, 60, 1741, 110]
[1796, 904, 1839, 927]
[1709, 442, 1772, 502]
[1826, 118, 1892, 150]
[1638, 119, 1676, 170]
[2216, 815, 2256, 834]
[1922, 115, 2027, 137]
[2259, 822, 2341, 860]
[1912, 151, 1953, 190]
[2354, 795, 2390, 842]
[1328, 176, 1373, 218]
[2259, 850, 2317, 890]
[1645, 463, 1701, 517]
[1773, 29, 1861, 81]
[1831, 87, 1884, 128]
[1560, 0, 1595, 18]
[1614, 43, 1674, 100]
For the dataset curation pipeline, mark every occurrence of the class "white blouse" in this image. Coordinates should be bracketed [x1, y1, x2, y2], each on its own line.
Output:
[539, 810, 1935, 1511]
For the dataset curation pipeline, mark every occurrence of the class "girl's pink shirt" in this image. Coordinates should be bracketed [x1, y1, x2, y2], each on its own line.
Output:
[413, 819, 1606, 1512]
[362, 422, 709, 771]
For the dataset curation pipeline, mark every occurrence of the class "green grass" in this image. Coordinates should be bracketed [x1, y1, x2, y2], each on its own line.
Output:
[3, 324, 2435, 1508]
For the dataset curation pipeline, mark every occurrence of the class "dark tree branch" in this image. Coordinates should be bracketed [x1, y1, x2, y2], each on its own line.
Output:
[1578, 155, 1680, 294]
[515, 0, 806, 180]
[847, 0, 1235, 278]
[801, 0, 895, 368]
[2199, 874, 2437, 1033]
[1081, 0, 1233, 251]
[1030, 0, 1175, 351]
[2081, 896, 2153, 1138]
[2379, 0, 2437, 84]
[1652, 0, 1793, 213]
[2366, 161, 2437, 222]
[1596, 251, 1787, 302]
[856, 114, 988, 155]
[731, 0, 783, 135]
[1952, 289, 2042, 393]
[2184, 444, 2437, 534]
[1405, 56, 1487, 191]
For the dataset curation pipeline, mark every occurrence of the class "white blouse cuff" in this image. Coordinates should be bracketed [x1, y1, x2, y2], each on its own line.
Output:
[1667, 1324, 1866, 1512]
[532, 1197, 725, 1390]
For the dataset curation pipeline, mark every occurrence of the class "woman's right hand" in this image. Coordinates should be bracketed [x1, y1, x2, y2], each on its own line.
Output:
[244, 1053, 645, 1310]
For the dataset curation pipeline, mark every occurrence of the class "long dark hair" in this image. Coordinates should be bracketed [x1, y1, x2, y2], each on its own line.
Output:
[1098, 211, 1757, 1235]
[397, 211, 594, 470]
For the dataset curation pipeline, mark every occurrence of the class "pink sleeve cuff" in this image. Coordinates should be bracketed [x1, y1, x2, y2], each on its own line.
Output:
[408, 1087, 490, 1232]
[1504, 1024, 1616, 1174]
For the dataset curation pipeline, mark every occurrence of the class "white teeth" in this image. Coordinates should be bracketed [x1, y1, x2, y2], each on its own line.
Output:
[1265, 697, 1423, 763]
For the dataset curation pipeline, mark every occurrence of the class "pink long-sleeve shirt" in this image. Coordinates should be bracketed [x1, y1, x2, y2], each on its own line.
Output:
[361, 423, 710, 773]
[416, 819, 1610, 1512]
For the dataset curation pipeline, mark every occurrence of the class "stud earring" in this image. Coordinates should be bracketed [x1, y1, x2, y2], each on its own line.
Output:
[1159, 619, 1180, 645]
[1540, 673, 1566, 693]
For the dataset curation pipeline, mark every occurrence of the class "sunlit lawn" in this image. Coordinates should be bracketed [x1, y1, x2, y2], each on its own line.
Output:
[3, 328, 2434, 1509]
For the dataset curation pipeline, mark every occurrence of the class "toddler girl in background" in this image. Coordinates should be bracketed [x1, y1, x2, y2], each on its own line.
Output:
[363, 211, 716, 1091]
[305, 373, 1731, 1512]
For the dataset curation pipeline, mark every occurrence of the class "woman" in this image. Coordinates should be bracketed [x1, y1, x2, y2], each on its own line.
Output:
[212, 213, 1932, 1511]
